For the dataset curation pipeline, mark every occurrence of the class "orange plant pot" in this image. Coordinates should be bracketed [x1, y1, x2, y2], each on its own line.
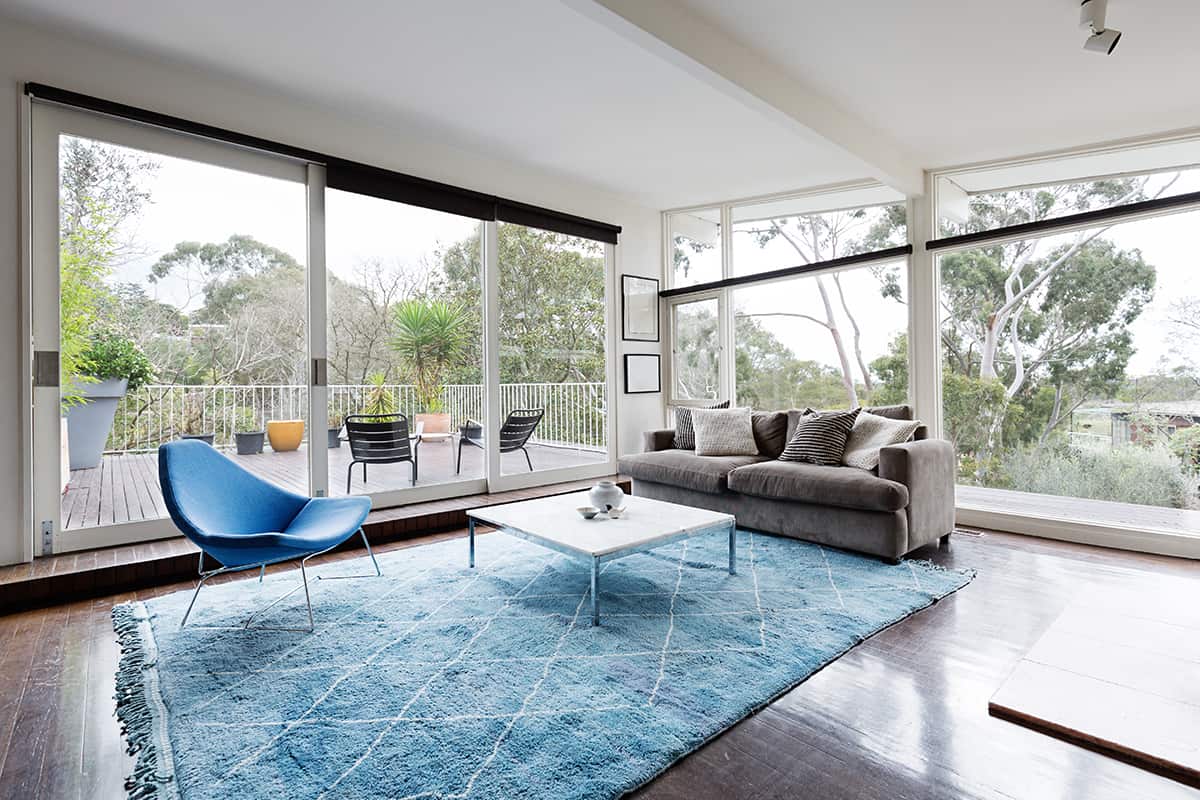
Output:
[266, 419, 305, 452]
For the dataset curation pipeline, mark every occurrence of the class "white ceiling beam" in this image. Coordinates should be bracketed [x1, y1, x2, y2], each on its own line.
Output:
[563, 0, 925, 197]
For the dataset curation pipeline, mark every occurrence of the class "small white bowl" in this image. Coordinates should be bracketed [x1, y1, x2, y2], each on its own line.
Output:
[577, 506, 600, 519]
[607, 506, 626, 519]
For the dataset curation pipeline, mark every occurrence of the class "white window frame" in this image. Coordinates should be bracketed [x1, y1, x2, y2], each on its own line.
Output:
[926, 134, 1200, 559]
[22, 103, 621, 559]
[661, 182, 914, 412]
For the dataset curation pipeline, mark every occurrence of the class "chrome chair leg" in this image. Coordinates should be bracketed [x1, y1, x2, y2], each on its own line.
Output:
[179, 530, 382, 633]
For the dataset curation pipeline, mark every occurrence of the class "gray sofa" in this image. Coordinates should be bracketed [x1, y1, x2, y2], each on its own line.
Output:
[618, 405, 955, 562]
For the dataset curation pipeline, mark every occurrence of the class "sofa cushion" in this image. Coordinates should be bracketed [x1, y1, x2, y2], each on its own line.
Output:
[672, 401, 730, 450]
[751, 411, 788, 458]
[727, 460, 910, 512]
[786, 404, 913, 443]
[779, 407, 861, 466]
[692, 407, 759, 456]
[619, 450, 769, 495]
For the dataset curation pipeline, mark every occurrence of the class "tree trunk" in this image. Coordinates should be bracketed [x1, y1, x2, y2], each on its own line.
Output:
[815, 276, 859, 407]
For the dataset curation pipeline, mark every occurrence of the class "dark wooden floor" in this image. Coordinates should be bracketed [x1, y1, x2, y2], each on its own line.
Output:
[1, 528, 1197, 800]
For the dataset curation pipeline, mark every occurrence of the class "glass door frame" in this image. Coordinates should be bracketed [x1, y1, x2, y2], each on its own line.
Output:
[27, 103, 621, 556]
[482, 228, 619, 493]
[29, 103, 311, 554]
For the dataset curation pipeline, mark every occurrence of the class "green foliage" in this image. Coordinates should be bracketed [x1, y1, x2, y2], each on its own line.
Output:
[734, 314, 849, 410]
[81, 334, 155, 392]
[233, 406, 259, 433]
[361, 373, 398, 417]
[1000, 442, 1195, 509]
[868, 333, 909, 406]
[440, 224, 605, 384]
[59, 202, 118, 409]
[389, 298, 472, 412]
[1169, 426, 1200, 473]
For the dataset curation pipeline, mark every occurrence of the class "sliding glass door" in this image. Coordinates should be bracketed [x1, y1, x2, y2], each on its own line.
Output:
[31, 104, 310, 552]
[28, 103, 619, 555]
[495, 223, 610, 479]
[324, 189, 487, 502]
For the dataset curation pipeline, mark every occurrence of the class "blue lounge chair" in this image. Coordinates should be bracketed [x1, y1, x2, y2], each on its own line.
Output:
[159, 439, 378, 632]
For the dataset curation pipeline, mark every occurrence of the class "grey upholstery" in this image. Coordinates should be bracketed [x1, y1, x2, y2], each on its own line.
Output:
[878, 438, 957, 552]
[751, 411, 789, 459]
[632, 480, 909, 561]
[618, 450, 769, 495]
[626, 403, 955, 561]
[643, 429, 677, 453]
[728, 460, 909, 512]
[785, 404, 927, 444]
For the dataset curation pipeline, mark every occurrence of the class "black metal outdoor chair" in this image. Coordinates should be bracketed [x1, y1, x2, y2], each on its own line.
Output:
[345, 413, 419, 492]
[456, 408, 545, 473]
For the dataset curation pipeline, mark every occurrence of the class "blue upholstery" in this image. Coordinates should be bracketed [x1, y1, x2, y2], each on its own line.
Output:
[159, 440, 371, 569]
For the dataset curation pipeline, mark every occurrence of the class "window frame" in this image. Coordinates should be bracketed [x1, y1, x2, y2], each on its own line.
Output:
[662, 183, 914, 413]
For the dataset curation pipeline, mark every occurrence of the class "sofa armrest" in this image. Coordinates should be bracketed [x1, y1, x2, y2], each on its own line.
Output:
[643, 429, 677, 452]
[878, 438, 955, 551]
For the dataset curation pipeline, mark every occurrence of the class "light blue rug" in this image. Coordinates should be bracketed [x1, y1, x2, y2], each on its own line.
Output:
[113, 529, 972, 799]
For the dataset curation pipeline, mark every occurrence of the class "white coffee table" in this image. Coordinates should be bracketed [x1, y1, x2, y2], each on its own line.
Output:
[466, 491, 737, 626]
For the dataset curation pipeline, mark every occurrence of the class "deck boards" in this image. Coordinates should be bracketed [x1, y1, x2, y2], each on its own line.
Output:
[60, 442, 606, 531]
[958, 485, 1200, 536]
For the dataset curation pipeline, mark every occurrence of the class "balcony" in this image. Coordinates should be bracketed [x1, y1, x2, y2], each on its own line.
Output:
[63, 382, 608, 531]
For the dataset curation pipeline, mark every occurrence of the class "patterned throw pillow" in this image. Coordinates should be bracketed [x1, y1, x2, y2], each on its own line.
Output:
[691, 407, 759, 456]
[673, 400, 730, 449]
[842, 412, 922, 471]
[779, 407, 862, 465]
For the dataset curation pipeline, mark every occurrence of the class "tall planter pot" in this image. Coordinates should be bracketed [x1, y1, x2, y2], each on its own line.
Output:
[64, 377, 128, 470]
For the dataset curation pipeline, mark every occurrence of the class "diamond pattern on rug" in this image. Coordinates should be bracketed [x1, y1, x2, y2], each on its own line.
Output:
[115, 529, 972, 800]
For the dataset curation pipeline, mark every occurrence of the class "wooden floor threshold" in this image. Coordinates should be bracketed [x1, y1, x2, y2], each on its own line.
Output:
[0, 475, 629, 616]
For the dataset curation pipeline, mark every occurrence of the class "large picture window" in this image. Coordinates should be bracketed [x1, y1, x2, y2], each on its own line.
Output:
[938, 167, 1200, 515]
[665, 186, 910, 413]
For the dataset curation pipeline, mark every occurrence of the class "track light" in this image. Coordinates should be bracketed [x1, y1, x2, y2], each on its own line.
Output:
[1080, 0, 1122, 55]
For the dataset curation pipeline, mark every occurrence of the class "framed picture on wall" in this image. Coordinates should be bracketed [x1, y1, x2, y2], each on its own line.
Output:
[621, 274, 660, 342]
[624, 354, 661, 394]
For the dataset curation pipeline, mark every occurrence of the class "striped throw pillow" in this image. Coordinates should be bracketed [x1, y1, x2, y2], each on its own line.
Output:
[779, 407, 862, 465]
[673, 400, 730, 449]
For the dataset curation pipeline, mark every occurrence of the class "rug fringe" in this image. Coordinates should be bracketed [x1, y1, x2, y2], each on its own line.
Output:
[113, 602, 174, 800]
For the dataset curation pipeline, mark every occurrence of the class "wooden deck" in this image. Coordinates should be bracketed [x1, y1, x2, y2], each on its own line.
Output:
[61, 441, 606, 531]
[958, 485, 1200, 538]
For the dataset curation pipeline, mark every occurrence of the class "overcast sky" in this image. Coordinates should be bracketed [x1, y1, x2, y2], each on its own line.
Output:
[104, 141, 1197, 380]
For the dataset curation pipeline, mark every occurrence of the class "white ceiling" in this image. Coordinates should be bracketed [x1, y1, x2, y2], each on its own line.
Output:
[3, 0, 1198, 209]
[678, 0, 1200, 170]
[0, 0, 871, 209]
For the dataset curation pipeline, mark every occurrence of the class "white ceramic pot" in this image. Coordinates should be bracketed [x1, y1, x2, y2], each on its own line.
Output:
[588, 480, 625, 512]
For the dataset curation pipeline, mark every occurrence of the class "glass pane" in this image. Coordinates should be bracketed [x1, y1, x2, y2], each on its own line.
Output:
[939, 191, 1200, 511]
[668, 208, 721, 288]
[734, 260, 908, 411]
[60, 135, 307, 531]
[731, 198, 906, 278]
[938, 163, 1200, 238]
[671, 299, 720, 402]
[497, 223, 608, 476]
[325, 190, 484, 494]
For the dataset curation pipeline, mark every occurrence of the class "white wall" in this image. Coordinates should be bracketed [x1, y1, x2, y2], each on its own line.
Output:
[0, 16, 664, 565]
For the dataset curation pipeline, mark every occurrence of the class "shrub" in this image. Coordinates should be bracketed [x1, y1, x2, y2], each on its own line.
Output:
[1169, 426, 1200, 474]
[82, 334, 155, 392]
[999, 441, 1195, 509]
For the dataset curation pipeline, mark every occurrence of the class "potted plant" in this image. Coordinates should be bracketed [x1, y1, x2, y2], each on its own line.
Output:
[328, 407, 344, 449]
[180, 391, 216, 445]
[63, 333, 155, 469]
[389, 299, 470, 440]
[233, 406, 264, 455]
[361, 372, 398, 417]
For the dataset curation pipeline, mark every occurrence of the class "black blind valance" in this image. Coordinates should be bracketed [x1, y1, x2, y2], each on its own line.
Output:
[25, 82, 622, 244]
